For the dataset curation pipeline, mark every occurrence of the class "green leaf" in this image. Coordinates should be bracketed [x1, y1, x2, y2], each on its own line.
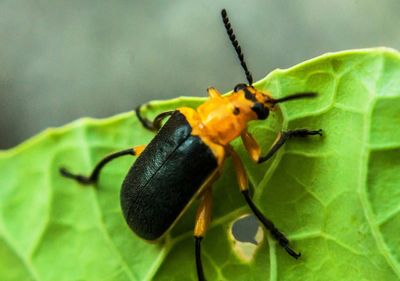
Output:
[1, 48, 400, 281]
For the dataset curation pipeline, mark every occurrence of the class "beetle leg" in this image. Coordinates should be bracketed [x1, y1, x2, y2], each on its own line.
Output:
[228, 145, 301, 259]
[194, 187, 213, 281]
[207, 87, 223, 100]
[135, 104, 175, 132]
[59, 145, 147, 185]
[257, 129, 322, 163]
[241, 129, 322, 164]
[241, 130, 261, 163]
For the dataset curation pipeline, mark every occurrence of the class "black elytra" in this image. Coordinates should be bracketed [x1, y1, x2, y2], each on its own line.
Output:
[120, 111, 218, 240]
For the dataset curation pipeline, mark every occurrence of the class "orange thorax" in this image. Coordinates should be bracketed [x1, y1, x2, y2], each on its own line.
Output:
[180, 93, 258, 146]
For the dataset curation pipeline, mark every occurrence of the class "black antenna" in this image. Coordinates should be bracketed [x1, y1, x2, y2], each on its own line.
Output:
[221, 9, 253, 85]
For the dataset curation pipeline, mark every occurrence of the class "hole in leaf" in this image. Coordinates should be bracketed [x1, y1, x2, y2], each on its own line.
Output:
[230, 214, 264, 261]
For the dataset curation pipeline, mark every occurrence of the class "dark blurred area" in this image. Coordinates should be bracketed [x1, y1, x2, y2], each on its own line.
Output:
[1, 0, 399, 149]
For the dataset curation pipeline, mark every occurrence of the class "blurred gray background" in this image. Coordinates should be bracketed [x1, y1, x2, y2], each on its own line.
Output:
[1, 0, 400, 149]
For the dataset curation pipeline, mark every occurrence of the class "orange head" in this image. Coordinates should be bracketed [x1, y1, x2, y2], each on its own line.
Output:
[231, 83, 317, 120]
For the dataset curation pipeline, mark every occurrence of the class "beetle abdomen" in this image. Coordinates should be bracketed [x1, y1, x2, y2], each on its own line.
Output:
[121, 111, 218, 240]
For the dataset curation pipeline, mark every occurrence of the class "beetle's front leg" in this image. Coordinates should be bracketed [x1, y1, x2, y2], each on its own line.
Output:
[241, 129, 322, 164]
[194, 187, 213, 281]
[135, 104, 175, 132]
[227, 145, 300, 259]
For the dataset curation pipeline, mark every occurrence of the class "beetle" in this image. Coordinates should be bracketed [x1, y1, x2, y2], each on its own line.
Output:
[60, 9, 322, 281]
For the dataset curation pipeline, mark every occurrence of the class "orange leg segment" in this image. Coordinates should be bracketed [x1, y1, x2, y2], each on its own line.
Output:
[241, 130, 261, 164]
[206, 87, 223, 100]
[194, 188, 213, 281]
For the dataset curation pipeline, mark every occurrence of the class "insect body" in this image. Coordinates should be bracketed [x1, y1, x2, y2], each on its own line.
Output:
[121, 110, 219, 240]
[60, 9, 322, 281]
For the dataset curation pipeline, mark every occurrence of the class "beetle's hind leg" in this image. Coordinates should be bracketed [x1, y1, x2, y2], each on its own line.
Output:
[60, 145, 146, 185]
[135, 104, 175, 132]
[228, 146, 301, 259]
[194, 188, 213, 281]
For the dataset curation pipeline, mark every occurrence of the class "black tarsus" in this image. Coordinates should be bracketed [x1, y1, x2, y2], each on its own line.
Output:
[195, 236, 206, 281]
[221, 9, 253, 85]
[60, 148, 135, 185]
[242, 190, 301, 259]
[135, 105, 174, 132]
[258, 129, 323, 163]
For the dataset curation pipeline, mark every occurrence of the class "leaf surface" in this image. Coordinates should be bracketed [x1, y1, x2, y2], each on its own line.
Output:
[1, 48, 400, 281]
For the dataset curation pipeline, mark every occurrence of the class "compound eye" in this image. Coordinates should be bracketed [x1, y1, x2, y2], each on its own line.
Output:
[251, 103, 269, 120]
[234, 83, 247, 92]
